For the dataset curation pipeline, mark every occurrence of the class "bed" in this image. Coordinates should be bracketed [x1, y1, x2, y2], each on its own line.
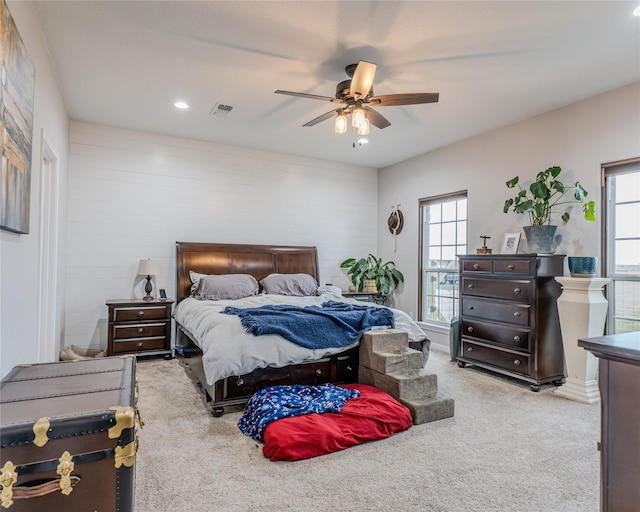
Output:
[174, 242, 428, 416]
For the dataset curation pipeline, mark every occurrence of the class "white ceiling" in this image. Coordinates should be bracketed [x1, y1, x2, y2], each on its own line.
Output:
[33, 1, 640, 168]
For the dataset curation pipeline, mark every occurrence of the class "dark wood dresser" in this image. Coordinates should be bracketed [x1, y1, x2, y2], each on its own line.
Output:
[106, 299, 173, 358]
[456, 254, 565, 391]
[579, 332, 640, 512]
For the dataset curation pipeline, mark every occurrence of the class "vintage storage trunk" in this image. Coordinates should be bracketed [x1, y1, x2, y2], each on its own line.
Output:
[0, 356, 138, 511]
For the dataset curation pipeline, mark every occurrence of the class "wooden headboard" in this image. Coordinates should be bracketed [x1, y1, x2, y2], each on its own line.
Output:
[175, 242, 319, 303]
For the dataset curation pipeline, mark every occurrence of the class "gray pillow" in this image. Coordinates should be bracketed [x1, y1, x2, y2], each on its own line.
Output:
[260, 273, 318, 296]
[193, 274, 259, 301]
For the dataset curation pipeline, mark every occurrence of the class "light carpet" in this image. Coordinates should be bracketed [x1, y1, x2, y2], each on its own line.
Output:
[134, 347, 600, 512]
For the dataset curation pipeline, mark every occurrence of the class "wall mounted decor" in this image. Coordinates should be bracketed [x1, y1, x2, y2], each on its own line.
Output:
[388, 204, 403, 252]
[1, 0, 36, 234]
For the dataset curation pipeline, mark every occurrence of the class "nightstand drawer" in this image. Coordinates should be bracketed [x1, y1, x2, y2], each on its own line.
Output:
[112, 337, 166, 353]
[112, 305, 170, 322]
[113, 322, 167, 340]
[461, 341, 530, 376]
[462, 277, 532, 302]
[461, 319, 530, 350]
[462, 297, 530, 326]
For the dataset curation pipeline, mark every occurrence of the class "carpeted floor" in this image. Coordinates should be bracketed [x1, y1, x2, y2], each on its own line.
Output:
[134, 347, 600, 512]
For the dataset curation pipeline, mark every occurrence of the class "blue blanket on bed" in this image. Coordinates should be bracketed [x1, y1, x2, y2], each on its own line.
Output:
[222, 300, 395, 349]
[238, 383, 361, 442]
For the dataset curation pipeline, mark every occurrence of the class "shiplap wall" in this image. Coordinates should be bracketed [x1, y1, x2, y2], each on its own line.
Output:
[66, 122, 377, 350]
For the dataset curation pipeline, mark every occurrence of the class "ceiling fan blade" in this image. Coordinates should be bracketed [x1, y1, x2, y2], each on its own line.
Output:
[302, 109, 341, 127]
[350, 61, 377, 100]
[369, 92, 439, 107]
[363, 106, 391, 129]
[275, 90, 343, 103]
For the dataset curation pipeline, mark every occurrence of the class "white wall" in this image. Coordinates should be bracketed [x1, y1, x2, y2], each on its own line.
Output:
[0, 1, 69, 377]
[377, 82, 640, 348]
[65, 122, 378, 350]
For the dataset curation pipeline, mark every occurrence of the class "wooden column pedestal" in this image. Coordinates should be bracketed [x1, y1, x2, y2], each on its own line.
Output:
[554, 277, 610, 404]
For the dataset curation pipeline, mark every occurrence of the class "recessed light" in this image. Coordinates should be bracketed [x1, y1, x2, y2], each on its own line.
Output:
[174, 101, 189, 109]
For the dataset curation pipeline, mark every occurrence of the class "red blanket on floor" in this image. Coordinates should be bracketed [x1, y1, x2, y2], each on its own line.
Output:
[262, 383, 413, 461]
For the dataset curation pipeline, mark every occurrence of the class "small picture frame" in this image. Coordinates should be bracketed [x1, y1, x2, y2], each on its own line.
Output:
[159, 288, 167, 299]
[500, 232, 521, 254]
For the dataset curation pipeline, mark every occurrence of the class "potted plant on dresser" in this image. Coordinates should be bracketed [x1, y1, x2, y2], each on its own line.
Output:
[503, 165, 596, 253]
[339, 254, 404, 294]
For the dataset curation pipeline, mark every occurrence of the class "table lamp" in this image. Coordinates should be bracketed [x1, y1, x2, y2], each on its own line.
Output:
[137, 259, 159, 301]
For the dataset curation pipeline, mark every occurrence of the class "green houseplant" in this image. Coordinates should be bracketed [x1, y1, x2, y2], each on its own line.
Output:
[503, 166, 596, 253]
[339, 254, 404, 294]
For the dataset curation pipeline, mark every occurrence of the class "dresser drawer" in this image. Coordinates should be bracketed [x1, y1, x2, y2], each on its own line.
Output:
[112, 337, 166, 353]
[461, 341, 530, 376]
[462, 297, 530, 326]
[462, 277, 532, 302]
[112, 305, 170, 322]
[461, 319, 530, 350]
[494, 258, 533, 275]
[462, 259, 492, 273]
[112, 322, 167, 340]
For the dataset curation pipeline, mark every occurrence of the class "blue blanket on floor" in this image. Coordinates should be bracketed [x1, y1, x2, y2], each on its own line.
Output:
[238, 383, 361, 442]
[222, 300, 395, 349]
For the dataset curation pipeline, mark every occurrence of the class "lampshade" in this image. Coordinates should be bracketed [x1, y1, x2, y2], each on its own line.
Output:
[137, 259, 159, 276]
[357, 117, 370, 135]
[334, 111, 348, 134]
[352, 106, 365, 128]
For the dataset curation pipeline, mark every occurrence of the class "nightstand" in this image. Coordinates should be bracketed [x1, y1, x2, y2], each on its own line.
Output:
[342, 291, 387, 305]
[106, 299, 174, 358]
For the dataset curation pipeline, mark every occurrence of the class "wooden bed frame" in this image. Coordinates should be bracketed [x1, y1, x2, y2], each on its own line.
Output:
[174, 242, 359, 416]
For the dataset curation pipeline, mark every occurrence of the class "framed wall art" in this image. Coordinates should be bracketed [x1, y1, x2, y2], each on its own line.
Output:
[1, 0, 36, 234]
[500, 232, 521, 254]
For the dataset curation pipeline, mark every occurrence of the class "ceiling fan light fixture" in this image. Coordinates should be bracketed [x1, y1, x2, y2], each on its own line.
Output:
[335, 111, 348, 134]
[357, 117, 370, 135]
[352, 105, 366, 128]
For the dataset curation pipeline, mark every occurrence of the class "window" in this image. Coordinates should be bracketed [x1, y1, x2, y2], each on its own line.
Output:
[603, 159, 640, 334]
[419, 192, 467, 325]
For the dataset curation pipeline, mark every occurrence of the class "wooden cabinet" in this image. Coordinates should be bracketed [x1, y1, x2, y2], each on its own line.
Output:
[106, 299, 173, 357]
[579, 332, 640, 512]
[456, 254, 565, 391]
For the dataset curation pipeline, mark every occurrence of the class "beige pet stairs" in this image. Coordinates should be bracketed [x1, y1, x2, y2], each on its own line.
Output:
[358, 330, 454, 424]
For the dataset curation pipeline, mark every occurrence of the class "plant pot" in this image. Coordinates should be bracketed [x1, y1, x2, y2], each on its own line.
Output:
[568, 256, 598, 277]
[364, 279, 378, 293]
[523, 225, 558, 254]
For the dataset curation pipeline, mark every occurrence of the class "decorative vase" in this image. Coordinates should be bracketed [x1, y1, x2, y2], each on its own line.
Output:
[364, 279, 378, 293]
[568, 256, 598, 277]
[522, 225, 558, 254]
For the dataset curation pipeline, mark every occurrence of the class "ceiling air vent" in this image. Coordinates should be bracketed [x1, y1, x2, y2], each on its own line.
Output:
[209, 103, 234, 117]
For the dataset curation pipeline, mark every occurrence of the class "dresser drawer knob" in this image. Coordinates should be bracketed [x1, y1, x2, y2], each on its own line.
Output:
[138, 328, 144, 334]
[473, 263, 479, 270]
[467, 283, 475, 290]
[507, 264, 515, 270]
[467, 326, 474, 333]
[137, 342, 143, 348]
[467, 347, 474, 352]
[513, 359, 521, 366]
[315, 369, 322, 376]
[513, 287, 521, 294]
[467, 305, 474, 310]
[514, 312, 521, 318]
[137, 310, 145, 317]
[346, 366, 353, 372]
[236, 379, 244, 386]
[513, 335, 521, 342]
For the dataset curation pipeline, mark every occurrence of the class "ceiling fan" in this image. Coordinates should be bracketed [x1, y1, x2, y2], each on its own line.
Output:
[275, 60, 439, 135]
